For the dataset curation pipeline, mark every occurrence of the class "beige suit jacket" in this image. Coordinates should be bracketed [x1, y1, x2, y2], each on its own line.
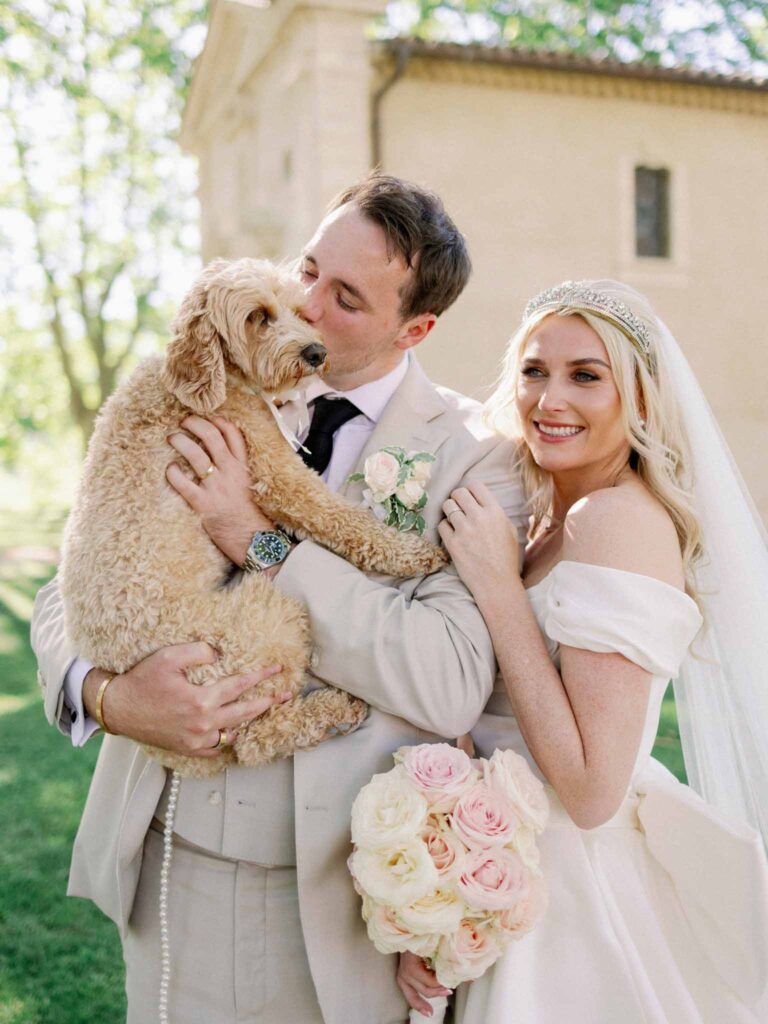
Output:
[31, 359, 526, 1024]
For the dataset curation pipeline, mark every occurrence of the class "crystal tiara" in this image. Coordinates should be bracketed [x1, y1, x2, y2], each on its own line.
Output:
[523, 281, 652, 359]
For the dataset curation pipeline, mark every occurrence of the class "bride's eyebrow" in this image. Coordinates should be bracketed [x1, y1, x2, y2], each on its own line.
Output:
[567, 358, 611, 369]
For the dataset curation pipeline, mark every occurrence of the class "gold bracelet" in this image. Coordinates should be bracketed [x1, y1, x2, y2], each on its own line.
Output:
[94, 674, 117, 735]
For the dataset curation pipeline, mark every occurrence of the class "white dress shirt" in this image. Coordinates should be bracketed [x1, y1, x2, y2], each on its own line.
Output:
[62, 356, 410, 745]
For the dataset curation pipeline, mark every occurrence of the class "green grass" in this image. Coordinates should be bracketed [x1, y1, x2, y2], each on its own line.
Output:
[0, 522, 688, 1023]
[0, 551, 126, 1023]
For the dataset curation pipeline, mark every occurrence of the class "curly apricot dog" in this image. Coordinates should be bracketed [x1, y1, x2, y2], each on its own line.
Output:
[60, 258, 446, 778]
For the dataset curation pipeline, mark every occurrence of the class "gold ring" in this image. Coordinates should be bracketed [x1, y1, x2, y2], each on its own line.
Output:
[201, 463, 215, 479]
[214, 728, 230, 749]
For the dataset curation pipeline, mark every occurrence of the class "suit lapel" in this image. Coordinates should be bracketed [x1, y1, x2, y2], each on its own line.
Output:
[340, 358, 451, 504]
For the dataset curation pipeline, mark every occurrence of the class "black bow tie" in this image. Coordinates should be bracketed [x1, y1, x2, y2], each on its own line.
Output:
[299, 395, 362, 475]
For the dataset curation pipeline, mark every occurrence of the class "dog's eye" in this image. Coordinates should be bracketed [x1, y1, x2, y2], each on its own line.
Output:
[247, 308, 269, 326]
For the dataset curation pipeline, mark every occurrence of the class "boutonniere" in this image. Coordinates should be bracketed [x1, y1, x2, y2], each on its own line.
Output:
[348, 446, 435, 535]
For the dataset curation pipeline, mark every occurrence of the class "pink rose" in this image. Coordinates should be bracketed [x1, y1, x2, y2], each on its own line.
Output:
[482, 749, 549, 833]
[422, 817, 467, 882]
[397, 743, 477, 813]
[457, 847, 529, 911]
[496, 875, 549, 937]
[450, 782, 520, 847]
[433, 918, 502, 988]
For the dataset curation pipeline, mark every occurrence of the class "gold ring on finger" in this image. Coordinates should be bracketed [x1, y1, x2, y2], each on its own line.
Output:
[215, 727, 230, 749]
[201, 463, 215, 479]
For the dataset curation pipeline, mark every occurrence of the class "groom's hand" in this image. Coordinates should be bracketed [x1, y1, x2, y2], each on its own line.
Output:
[166, 415, 274, 566]
[82, 645, 290, 755]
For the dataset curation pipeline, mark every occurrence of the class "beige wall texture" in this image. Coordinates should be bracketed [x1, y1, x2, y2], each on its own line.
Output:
[183, 0, 768, 521]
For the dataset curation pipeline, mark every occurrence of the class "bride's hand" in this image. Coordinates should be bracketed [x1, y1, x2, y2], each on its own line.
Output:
[438, 480, 521, 597]
[397, 952, 452, 1017]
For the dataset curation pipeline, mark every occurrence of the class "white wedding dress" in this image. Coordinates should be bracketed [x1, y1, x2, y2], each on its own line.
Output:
[455, 561, 768, 1024]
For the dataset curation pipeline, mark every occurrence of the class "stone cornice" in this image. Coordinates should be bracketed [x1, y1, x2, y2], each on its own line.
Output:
[373, 41, 768, 117]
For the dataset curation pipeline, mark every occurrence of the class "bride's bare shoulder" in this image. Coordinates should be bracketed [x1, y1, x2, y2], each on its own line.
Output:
[562, 480, 685, 588]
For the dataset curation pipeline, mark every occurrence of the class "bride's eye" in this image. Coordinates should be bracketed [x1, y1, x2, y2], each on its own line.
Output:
[573, 371, 599, 382]
[521, 366, 545, 378]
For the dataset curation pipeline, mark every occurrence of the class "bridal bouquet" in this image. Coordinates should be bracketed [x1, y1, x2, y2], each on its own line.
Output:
[348, 744, 549, 1023]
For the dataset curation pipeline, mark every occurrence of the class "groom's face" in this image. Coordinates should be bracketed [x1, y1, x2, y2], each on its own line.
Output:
[297, 203, 435, 389]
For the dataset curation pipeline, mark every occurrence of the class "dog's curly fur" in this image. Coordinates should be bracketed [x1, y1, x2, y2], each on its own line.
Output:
[60, 258, 446, 778]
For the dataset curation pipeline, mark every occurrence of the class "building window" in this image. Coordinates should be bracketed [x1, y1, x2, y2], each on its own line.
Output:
[635, 167, 670, 258]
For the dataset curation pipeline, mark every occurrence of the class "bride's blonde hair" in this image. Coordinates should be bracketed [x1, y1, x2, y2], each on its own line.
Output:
[484, 279, 703, 597]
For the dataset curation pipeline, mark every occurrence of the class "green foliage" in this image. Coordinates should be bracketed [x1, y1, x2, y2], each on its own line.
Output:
[383, 0, 767, 75]
[0, 0, 208, 468]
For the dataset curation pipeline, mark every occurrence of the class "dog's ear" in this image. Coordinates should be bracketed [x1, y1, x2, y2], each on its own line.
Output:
[163, 263, 228, 414]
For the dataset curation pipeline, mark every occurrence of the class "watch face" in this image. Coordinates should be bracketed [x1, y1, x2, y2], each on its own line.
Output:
[251, 531, 290, 566]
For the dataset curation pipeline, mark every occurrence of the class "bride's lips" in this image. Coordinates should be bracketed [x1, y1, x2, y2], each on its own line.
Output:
[532, 419, 586, 443]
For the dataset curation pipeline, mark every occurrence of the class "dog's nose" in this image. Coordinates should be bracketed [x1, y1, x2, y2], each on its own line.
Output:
[301, 343, 327, 368]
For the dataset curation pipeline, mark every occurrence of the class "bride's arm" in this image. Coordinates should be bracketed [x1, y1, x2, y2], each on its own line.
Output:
[440, 482, 680, 829]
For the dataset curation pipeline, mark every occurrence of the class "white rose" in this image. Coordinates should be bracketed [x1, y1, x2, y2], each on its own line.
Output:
[397, 890, 466, 937]
[512, 824, 543, 876]
[351, 766, 429, 851]
[482, 748, 550, 833]
[408, 456, 434, 485]
[350, 840, 439, 908]
[395, 478, 425, 509]
[364, 451, 400, 502]
[365, 901, 440, 957]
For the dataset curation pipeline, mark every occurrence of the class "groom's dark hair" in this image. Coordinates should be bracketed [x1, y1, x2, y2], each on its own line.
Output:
[329, 173, 472, 321]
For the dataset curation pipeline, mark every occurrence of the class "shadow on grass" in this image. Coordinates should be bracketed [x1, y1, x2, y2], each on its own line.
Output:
[0, 559, 125, 1024]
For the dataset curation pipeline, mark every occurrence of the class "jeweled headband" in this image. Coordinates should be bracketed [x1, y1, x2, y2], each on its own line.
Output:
[522, 280, 653, 365]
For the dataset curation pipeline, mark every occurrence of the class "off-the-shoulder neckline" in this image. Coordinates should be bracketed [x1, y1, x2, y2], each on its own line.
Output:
[525, 559, 695, 606]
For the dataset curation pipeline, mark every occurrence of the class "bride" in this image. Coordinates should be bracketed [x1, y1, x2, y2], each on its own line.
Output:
[397, 280, 768, 1022]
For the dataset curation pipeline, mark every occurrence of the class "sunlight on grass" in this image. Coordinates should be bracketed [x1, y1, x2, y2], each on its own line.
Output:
[0, 581, 34, 623]
[0, 996, 31, 1024]
[0, 694, 37, 717]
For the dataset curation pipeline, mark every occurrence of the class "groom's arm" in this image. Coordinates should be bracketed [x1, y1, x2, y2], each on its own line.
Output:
[275, 440, 526, 738]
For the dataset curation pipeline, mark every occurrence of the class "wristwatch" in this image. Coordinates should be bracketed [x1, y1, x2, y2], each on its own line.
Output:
[242, 529, 293, 573]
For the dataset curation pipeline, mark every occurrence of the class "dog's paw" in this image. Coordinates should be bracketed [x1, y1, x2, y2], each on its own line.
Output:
[142, 743, 235, 778]
[368, 530, 449, 577]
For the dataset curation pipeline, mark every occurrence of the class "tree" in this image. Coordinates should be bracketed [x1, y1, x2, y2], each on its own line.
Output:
[0, 0, 207, 454]
[383, 0, 768, 77]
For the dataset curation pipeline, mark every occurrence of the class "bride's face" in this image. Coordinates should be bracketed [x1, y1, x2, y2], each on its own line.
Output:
[515, 314, 630, 478]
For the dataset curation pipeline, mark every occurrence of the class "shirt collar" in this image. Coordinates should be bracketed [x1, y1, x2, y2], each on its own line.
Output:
[304, 355, 409, 424]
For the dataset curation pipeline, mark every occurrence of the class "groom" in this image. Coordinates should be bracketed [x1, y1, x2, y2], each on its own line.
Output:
[31, 174, 526, 1023]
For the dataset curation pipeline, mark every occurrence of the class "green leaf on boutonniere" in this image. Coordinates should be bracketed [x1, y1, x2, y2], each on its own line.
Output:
[415, 515, 427, 535]
[381, 446, 406, 463]
[347, 472, 365, 483]
[400, 511, 418, 531]
[410, 452, 435, 463]
[397, 463, 410, 486]
[415, 491, 428, 510]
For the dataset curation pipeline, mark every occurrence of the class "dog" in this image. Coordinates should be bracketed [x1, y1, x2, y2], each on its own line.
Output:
[59, 258, 446, 779]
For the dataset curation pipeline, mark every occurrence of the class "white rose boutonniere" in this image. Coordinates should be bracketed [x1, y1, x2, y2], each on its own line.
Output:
[348, 446, 435, 535]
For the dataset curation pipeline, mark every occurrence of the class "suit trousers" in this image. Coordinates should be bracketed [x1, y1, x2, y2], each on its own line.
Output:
[123, 824, 325, 1024]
